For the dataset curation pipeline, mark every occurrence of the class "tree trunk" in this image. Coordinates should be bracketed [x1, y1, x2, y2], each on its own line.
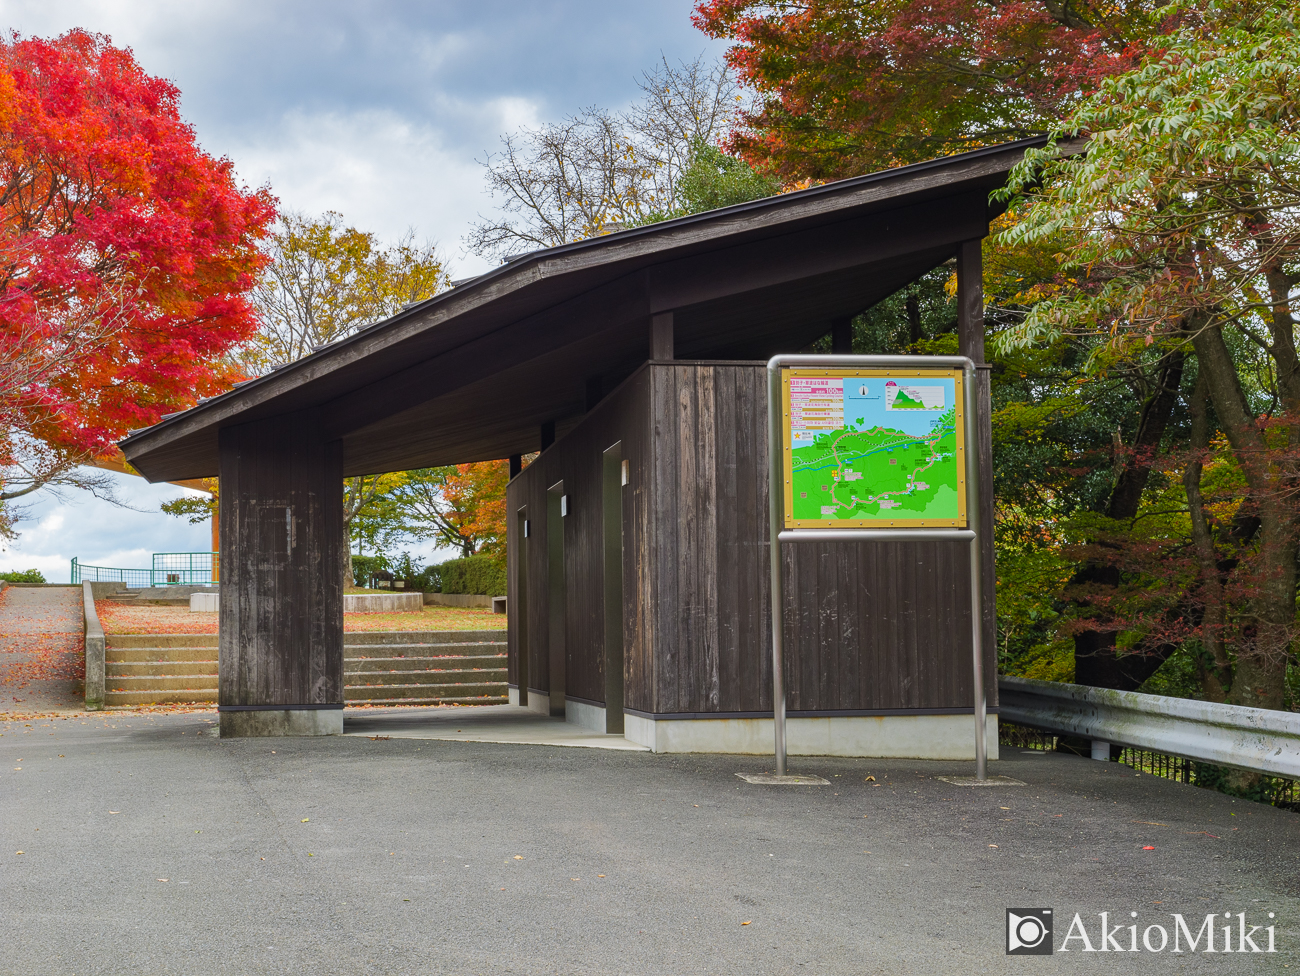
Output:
[1072, 349, 1186, 690]
[342, 527, 354, 590]
[1191, 325, 1294, 713]
[1182, 373, 1231, 702]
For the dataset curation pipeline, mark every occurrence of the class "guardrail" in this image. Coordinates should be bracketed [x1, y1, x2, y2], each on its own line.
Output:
[82, 581, 105, 711]
[999, 675, 1300, 780]
[71, 552, 218, 588]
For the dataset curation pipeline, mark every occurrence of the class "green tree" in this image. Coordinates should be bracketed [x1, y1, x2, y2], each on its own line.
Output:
[240, 211, 448, 371]
[998, 1, 1300, 716]
[638, 137, 781, 223]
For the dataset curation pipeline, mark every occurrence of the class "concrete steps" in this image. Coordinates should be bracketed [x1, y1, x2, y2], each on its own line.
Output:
[103, 631, 507, 708]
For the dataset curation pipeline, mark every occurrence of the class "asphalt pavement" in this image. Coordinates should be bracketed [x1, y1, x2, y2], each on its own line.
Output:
[1, 710, 1297, 975]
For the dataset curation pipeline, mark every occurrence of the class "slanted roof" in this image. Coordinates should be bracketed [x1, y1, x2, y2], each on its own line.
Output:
[121, 136, 1052, 483]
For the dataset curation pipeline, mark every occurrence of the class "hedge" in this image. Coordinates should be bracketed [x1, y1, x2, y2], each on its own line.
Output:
[429, 554, 506, 596]
[0, 569, 45, 583]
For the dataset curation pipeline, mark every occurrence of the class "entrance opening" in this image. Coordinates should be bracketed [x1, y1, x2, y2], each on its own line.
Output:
[514, 506, 528, 707]
[601, 443, 625, 733]
[546, 481, 566, 717]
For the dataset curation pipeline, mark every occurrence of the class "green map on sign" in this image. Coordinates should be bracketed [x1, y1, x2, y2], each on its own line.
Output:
[789, 374, 960, 522]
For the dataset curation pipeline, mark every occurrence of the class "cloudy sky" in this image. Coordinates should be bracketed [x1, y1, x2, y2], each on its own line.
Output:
[0, 0, 729, 580]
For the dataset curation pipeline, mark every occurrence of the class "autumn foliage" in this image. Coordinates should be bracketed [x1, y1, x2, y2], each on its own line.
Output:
[439, 461, 510, 558]
[0, 30, 275, 462]
[693, 0, 1162, 178]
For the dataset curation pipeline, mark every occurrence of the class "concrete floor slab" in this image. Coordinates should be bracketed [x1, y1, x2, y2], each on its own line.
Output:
[343, 704, 651, 750]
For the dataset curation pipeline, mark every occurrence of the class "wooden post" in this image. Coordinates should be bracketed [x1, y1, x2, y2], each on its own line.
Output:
[650, 311, 674, 360]
[217, 416, 344, 737]
[831, 317, 853, 354]
[540, 421, 555, 451]
[211, 489, 219, 582]
[509, 454, 522, 479]
[956, 239, 996, 704]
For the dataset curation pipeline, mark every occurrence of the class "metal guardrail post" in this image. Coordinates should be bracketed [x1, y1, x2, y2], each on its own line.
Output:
[82, 581, 105, 711]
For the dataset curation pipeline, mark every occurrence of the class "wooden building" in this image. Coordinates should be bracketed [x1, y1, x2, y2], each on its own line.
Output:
[120, 137, 1057, 750]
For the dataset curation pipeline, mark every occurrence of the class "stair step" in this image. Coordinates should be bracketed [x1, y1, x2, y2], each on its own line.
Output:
[107, 635, 220, 649]
[108, 675, 218, 692]
[343, 682, 506, 700]
[344, 668, 506, 686]
[107, 647, 218, 663]
[343, 642, 504, 658]
[342, 630, 505, 646]
[104, 690, 218, 706]
[344, 655, 505, 672]
[107, 661, 218, 677]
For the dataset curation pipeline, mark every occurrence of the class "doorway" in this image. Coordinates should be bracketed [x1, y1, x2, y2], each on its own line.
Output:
[546, 481, 566, 717]
[514, 506, 528, 707]
[601, 443, 625, 734]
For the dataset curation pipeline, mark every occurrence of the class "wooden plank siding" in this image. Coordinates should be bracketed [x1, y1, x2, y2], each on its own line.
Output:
[217, 417, 344, 708]
[507, 365, 654, 709]
[506, 360, 996, 719]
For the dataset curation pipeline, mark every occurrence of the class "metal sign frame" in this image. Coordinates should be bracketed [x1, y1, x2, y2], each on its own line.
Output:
[767, 354, 987, 779]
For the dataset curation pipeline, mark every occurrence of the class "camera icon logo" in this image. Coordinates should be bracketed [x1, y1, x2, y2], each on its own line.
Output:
[1006, 908, 1053, 955]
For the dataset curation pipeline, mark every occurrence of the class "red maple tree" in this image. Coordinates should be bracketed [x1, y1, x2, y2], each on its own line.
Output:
[0, 30, 275, 479]
[693, 0, 1166, 178]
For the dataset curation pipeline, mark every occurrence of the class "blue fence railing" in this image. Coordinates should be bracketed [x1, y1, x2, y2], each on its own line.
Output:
[71, 553, 219, 588]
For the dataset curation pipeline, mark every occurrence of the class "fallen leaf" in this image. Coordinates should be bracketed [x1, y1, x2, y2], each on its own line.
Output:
[864, 776, 875, 782]
[301, 818, 309, 823]
[988, 844, 998, 848]
[1132, 821, 1168, 826]
[1142, 846, 1155, 851]
[157, 878, 168, 882]
[109, 811, 120, 815]
[571, 877, 579, 881]
[15, 851, 22, 855]
[514, 855, 523, 860]
[597, 874, 605, 878]
[741, 921, 751, 926]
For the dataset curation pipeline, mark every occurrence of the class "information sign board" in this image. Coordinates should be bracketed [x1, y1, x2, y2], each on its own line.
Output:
[781, 367, 967, 529]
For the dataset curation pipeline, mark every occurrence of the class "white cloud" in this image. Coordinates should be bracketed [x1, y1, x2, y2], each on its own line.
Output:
[223, 99, 543, 278]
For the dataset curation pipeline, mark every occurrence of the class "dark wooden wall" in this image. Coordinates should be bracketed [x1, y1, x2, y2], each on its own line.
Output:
[507, 361, 997, 718]
[218, 416, 344, 707]
[506, 366, 653, 709]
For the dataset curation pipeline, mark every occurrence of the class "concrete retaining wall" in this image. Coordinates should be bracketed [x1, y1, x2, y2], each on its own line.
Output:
[188, 591, 424, 613]
[422, 593, 493, 608]
[346, 592, 422, 612]
[83, 581, 105, 710]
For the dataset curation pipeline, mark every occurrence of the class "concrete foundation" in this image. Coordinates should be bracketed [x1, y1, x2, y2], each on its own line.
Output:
[523, 689, 550, 716]
[622, 712, 1000, 759]
[219, 709, 343, 738]
[565, 699, 606, 734]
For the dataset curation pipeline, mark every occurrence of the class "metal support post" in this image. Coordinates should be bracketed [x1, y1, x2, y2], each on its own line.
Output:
[964, 361, 987, 781]
[767, 361, 788, 776]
